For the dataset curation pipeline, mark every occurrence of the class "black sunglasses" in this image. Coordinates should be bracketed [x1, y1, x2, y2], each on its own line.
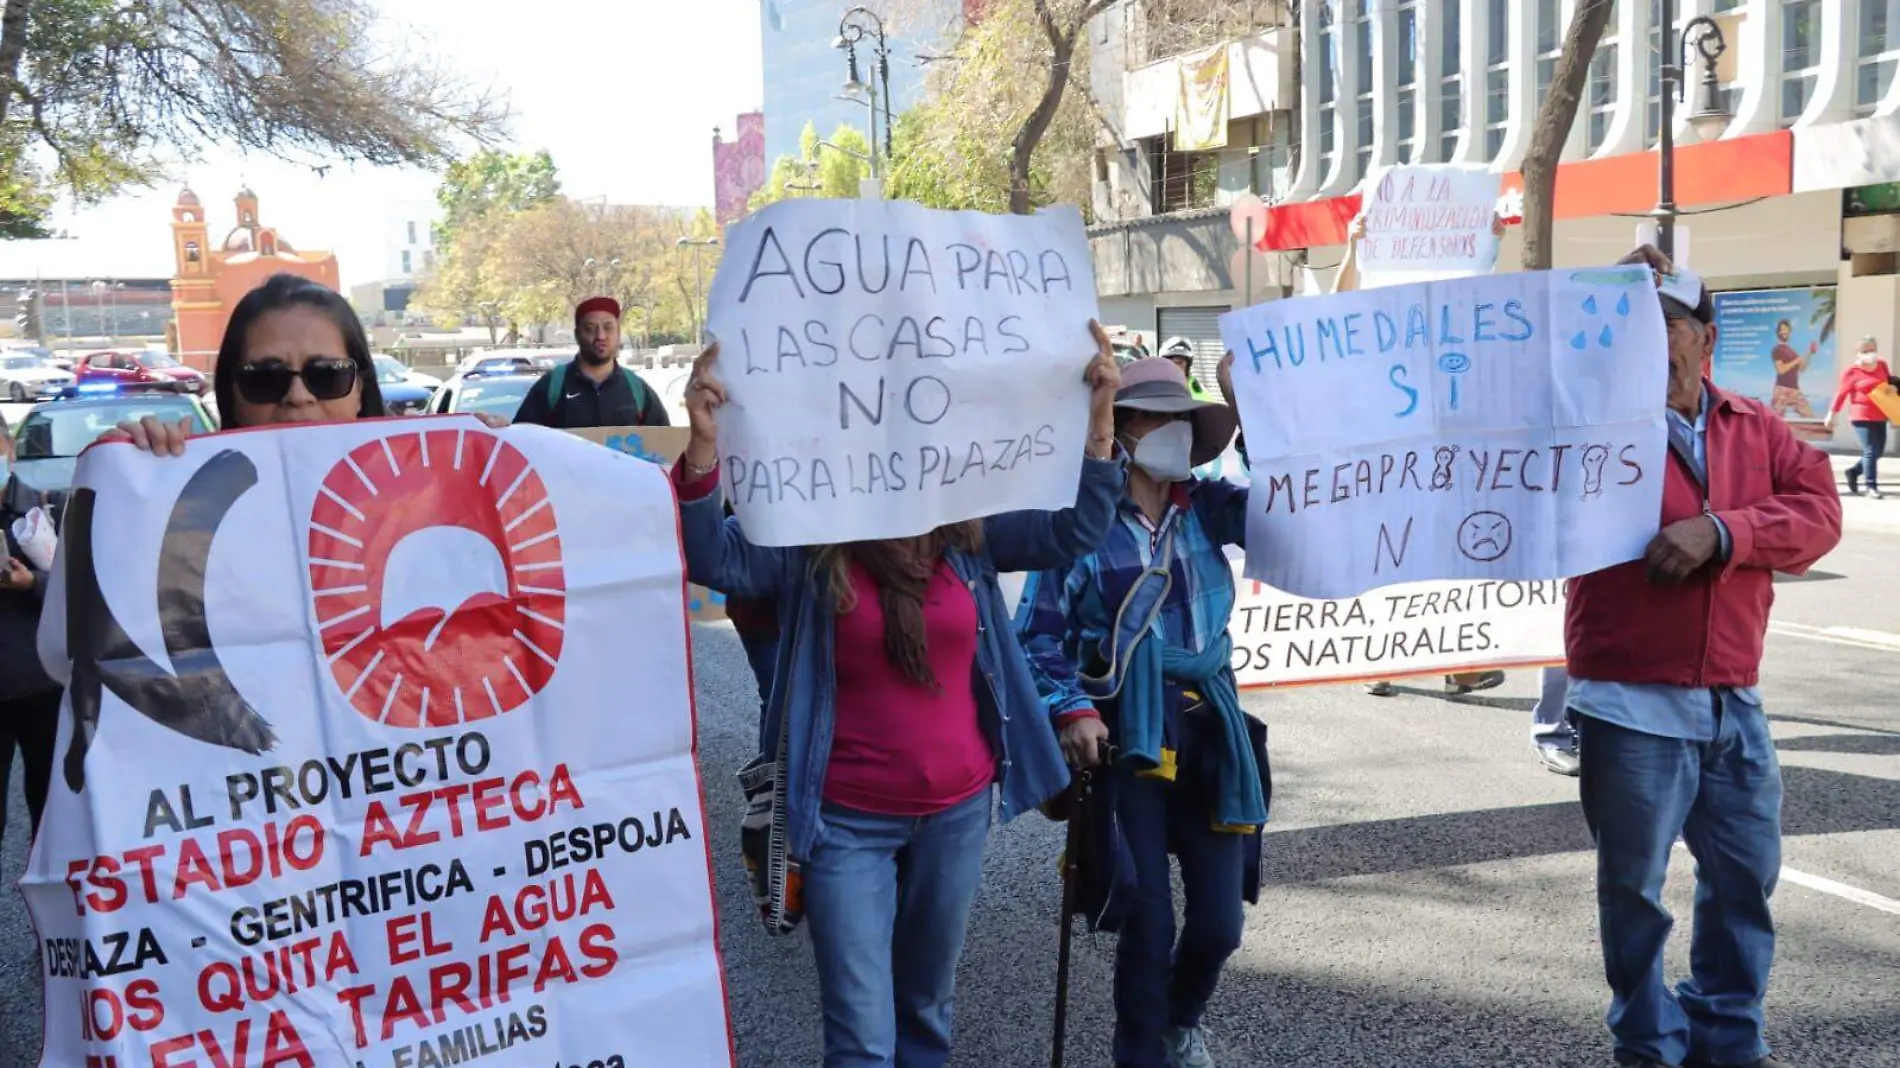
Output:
[235, 358, 359, 404]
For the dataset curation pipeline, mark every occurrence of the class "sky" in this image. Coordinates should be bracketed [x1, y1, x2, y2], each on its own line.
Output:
[42, 0, 766, 289]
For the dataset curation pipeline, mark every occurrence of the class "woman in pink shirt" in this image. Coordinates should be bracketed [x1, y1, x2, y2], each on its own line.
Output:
[1825, 335, 1894, 499]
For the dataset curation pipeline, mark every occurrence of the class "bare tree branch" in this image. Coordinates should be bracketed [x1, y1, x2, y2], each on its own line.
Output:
[1521, 0, 1614, 270]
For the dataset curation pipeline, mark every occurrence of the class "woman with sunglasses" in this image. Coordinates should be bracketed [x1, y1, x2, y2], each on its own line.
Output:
[1015, 354, 1268, 1068]
[106, 273, 504, 454]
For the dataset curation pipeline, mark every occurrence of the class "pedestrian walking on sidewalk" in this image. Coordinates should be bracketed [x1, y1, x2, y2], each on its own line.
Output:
[1824, 335, 1893, 499]
[1565, 250, 1842, 1068]
[1017, 355, 1269, 1068]
[673, 325, 1124, 1068]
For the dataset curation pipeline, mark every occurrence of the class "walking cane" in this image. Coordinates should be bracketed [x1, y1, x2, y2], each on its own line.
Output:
[1050, 768, 1089, 1068]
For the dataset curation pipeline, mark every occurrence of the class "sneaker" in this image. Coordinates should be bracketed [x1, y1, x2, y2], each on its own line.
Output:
[1365, 680, 1397, 697]
[1872, 488, 1886, 500]
[1164, 1026, 1214, 1068]
[1536, 744, 1582, 777]
[1446, 670, 1506, 694]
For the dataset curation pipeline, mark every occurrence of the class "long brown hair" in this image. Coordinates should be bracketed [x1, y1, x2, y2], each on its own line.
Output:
[813, 520, 985, 690]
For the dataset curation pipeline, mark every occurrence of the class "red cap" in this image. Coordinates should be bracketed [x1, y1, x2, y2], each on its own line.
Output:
[575, 296, 621, 324]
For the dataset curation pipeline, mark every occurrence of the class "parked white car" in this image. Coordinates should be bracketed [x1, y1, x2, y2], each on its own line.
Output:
[0, 351, 75, 402]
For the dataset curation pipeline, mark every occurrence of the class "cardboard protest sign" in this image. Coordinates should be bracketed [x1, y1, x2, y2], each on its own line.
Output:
[705, 198, 1100, 546]
[27, 418, 733, 1067]
[567, 425, 727, 622]
[1218, 267, 1669, 600]
[1358, 165, 1504, 288]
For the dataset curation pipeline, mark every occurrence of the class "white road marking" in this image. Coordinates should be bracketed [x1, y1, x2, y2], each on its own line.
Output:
[1779, 866, 1900, 917]
[1768, 621, 1900, 652]
[1674, 843, 1900, 916]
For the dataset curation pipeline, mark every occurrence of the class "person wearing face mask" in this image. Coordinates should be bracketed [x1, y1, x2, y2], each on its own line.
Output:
[1824, 335, 1893, 499]
[1016, 355, 1267, 1068]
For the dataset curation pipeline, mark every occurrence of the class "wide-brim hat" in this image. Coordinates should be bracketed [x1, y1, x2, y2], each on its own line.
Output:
[1113, 357, 1239, 468]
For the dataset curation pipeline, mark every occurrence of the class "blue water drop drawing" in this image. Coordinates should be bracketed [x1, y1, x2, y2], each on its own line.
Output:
[1571, 331, 1587, 350]
[1598, 325, 1615, 348]
[1616, 293, 1630, 316]
[1583, 296, 1598, 315]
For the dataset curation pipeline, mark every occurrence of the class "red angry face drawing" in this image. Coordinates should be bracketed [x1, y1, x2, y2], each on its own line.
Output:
[308, 428, 566, 727]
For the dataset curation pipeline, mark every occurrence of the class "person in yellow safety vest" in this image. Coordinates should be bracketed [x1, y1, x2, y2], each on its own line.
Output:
[1160, 337, 1214, 401]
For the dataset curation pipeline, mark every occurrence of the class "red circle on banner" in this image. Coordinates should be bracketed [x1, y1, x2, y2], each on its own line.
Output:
[308, 428, 566, 727]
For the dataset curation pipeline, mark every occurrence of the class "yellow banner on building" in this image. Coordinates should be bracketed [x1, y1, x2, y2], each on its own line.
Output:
[1175, 47, 1230, 151]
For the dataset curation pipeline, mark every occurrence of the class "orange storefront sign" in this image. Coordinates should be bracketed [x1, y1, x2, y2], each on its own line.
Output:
[1258, 130, 1794, 251]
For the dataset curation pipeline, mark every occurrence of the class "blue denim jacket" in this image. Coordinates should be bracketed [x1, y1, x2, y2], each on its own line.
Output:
[679, 455, 1127, 861]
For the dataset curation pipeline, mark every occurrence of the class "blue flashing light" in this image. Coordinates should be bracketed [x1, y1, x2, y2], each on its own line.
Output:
[76, 382, 119, 394]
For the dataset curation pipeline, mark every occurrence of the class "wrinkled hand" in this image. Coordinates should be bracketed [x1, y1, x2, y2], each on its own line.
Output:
[1347, 213, 1369, 244]
[473, 412, 509, 429]
[0, 557, 30, 592]
[1059, 716, 1111, 769]
[1618, 244, 1674, 282]
[1085, 320, 1122, 405]
[101, 415, 193, 457]
[1644, 515, 1721, 585]
[682, 343, 727, 472]
[1216, 350, 1236, 401]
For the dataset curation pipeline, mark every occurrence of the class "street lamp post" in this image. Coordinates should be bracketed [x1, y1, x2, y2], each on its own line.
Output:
[89, 280, 106, 344]
[676, 237, 720, 342]
[835, 6, 894, 198]
[1653, 3, 1731, 261]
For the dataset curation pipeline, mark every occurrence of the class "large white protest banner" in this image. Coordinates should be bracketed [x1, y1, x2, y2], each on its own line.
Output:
[1217, 266, 1669, 600]
[1358, 165, 1504, 288]
[1228, 573, 1565, 686]
[705, 198, 1100, 546]
[27, 418, 732, 1068]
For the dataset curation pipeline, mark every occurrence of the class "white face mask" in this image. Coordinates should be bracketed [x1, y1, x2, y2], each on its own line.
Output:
[1124, 420, 1194, 482]
[1859, 350, 1880, 366]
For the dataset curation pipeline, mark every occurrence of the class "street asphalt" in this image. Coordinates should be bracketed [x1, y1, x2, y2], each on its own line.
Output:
[1, 465, 1896, 1067]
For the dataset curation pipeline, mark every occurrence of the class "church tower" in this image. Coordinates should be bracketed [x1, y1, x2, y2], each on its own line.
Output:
[169, 188, 220, 368]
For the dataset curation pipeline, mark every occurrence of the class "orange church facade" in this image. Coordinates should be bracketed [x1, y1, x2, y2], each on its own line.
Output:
[168, 187, 341, 369]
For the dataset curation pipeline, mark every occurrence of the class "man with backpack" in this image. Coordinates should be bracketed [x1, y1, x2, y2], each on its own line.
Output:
[514, 296, 670, 428]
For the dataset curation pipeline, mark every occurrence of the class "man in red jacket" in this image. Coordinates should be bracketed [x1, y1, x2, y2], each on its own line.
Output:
[1565, 251, 1842, 1068]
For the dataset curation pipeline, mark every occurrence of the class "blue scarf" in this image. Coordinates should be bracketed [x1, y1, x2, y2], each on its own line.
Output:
[1083, 528, 1267, 829]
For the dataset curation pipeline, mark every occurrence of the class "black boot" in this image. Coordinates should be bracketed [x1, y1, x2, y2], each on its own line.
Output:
[1846, 465, 1863, 496]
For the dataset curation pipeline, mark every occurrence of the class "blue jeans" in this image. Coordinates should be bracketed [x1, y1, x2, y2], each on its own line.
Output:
[1849, 419, 1887, 491]
[1531, 665, 1575, 750]
[803, 791, 992, 1068]
[1113, 772, 1246, 1068]
[1577, 703, 1783, 1068]
[737, 628, 778, 751]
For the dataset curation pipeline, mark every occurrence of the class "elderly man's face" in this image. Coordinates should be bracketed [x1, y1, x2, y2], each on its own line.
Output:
[1665, 315, 1715, 415]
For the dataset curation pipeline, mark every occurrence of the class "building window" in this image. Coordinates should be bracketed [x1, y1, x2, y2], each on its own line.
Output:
[1588, 41, 1620, 153]
[1647, 0, 1677, 145]
[184, 241, 200, 264]
[1396, 1, 1418, 162]
[1484, 0, 1510, 161]
[1782, 0, 1823, 124]
[1152, 138, 1220, 212]
[424, 250, 436, 271]
[1439, 0, 1463, 161]
[1319, 1, 1338, 175]
[1354, 0, 1374, 181]
[1535, 0, 1562, 109]
[406, 221, 417, 244]
[401, 250, 412, 274]
[1857, 0, 1900, 116]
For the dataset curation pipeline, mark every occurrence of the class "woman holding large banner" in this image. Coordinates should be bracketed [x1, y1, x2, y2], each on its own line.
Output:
[1015, 355, 1268, 1068]
[675, 328, 1125, 1068]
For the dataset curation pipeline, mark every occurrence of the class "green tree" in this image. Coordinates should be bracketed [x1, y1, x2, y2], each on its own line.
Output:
[0, 0, 508, 232]
[432, 149, 563, 241]
[751, 123, 872, 208]
[883, 0, 1102, 215]
[412, 150, 562, 343]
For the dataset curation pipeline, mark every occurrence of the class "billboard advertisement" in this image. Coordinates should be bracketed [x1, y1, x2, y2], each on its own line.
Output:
[1711, 286, 1836, 432]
